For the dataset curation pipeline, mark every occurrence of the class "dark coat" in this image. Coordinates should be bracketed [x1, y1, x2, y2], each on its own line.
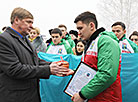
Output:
[0, 27, 51, 102]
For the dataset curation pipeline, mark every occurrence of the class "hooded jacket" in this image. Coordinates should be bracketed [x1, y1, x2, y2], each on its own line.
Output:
[80, 28, 122, 102]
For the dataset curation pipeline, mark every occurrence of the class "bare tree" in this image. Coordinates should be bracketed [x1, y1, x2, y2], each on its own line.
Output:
[97, 0, 138, 37]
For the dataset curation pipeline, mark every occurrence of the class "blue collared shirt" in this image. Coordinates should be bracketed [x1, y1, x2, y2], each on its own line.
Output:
[10, 27, 23, 39]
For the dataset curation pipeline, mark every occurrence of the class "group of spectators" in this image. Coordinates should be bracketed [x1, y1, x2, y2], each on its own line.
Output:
[24, 24, 86, 56]
[24, 20, 138, 102]
[1, 7, 138, 102]
[24, 22, 138, 56]
[1, 20, 138, 56]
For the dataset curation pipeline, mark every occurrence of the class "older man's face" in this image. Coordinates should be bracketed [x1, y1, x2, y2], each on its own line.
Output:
[17, 18, 33, 36]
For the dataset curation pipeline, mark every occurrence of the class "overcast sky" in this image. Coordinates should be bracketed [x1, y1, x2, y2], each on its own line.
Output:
[0, 0, 101, 39]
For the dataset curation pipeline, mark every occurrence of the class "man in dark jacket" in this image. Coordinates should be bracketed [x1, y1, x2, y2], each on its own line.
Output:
[0, 7, 73, 102]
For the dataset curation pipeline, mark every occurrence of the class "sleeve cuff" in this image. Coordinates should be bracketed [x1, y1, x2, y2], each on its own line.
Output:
[79, 91, 87, 100]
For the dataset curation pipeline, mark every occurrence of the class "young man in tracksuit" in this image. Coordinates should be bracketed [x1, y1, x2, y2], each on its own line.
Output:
[46, 28, 73, 55]
[112, 21, 138, 53]
[71, 11, 122, 102]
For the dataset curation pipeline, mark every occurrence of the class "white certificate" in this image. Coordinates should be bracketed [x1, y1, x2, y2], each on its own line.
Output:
[64, 61, 97, 97]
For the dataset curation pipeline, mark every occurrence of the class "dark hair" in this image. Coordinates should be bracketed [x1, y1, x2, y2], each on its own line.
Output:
[2, 26, 8, 31]
[111, 22, 126, 30]
[58, 24, 67, 30]
[77, 39, 86, 46]
[75, 39, 86, 55]
[74, 11, 98, 29]
[51, 28, 62, 36]
[49, 29, 53, 35]
[129, 31, 138, 39]
[69, 30, 78, 37]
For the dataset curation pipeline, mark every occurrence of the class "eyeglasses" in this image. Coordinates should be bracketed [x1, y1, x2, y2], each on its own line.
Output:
[130, 39, 138, 41]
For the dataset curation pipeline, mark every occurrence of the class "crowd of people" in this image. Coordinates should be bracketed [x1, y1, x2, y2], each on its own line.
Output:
[0, 7, 138, 102]
[1, 16, 138, 57]
[26, 21, 138, 56]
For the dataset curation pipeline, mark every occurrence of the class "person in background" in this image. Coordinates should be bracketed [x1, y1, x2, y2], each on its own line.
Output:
[129, 31, 138, 46]
[58, 24, 68, 39]
[71, 11, 121, 102]
[111, 21, 138, 53]
[2, 26, 8, 32]
[46, 29, 53, 47]
[0, 7, 73, 102]
[44, 28, 74, 102]
[69, 30, 78, 44]
[58, 24, 76, 54]
[0, 26, 8, 34]
[77, 33, 81, 41]
[75, 39, 86, 56]
[28, 27, 47, 53]
[46, 28, 73, 54]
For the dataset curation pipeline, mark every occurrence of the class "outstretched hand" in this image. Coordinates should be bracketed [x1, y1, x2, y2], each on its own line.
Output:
[50, 62, 74, 76]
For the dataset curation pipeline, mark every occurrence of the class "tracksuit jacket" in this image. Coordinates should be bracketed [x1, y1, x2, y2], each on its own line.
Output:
[80, 28, 122, 102]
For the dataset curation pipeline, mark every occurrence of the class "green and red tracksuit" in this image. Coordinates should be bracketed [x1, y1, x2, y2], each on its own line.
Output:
[119, 34, 138, 53]
[79, 28, 122, 102]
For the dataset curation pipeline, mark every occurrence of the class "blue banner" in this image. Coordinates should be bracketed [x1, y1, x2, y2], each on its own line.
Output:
[38, 52, 81, 102]
[39, 52, 138, 102]
[121, 53, 138, 102]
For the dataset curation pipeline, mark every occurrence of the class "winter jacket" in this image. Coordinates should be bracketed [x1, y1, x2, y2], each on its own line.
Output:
[80, 28, 122, 102]
[28, 35, 47, 53]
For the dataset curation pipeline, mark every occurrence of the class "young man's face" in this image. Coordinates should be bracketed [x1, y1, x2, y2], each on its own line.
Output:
[58, 27, 67, 38]
[51, 33, 62, 45]
[16, 18, 33, 36]
[112, 25, 126, 40]
[76, 21, 92, 41]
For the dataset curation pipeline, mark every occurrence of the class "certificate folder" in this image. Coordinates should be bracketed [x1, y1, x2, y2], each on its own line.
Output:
[64, 61, 97, 97]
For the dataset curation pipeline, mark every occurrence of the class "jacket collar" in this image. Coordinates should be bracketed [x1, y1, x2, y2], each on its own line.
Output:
[119, 34, 126, 41]
[10, 27, 23, 38]
[5, 27, 34, 53]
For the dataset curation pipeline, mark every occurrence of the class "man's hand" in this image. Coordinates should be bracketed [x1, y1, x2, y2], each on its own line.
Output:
[50, 62, 74, 76]
[66, 69, 74, 76]
[71, 93, 85, 102]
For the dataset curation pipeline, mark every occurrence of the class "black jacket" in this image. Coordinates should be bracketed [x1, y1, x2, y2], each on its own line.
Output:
[0, 27, 51, 102]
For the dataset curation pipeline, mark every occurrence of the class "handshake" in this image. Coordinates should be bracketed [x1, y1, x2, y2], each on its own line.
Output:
[50, 56, 74, 76]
